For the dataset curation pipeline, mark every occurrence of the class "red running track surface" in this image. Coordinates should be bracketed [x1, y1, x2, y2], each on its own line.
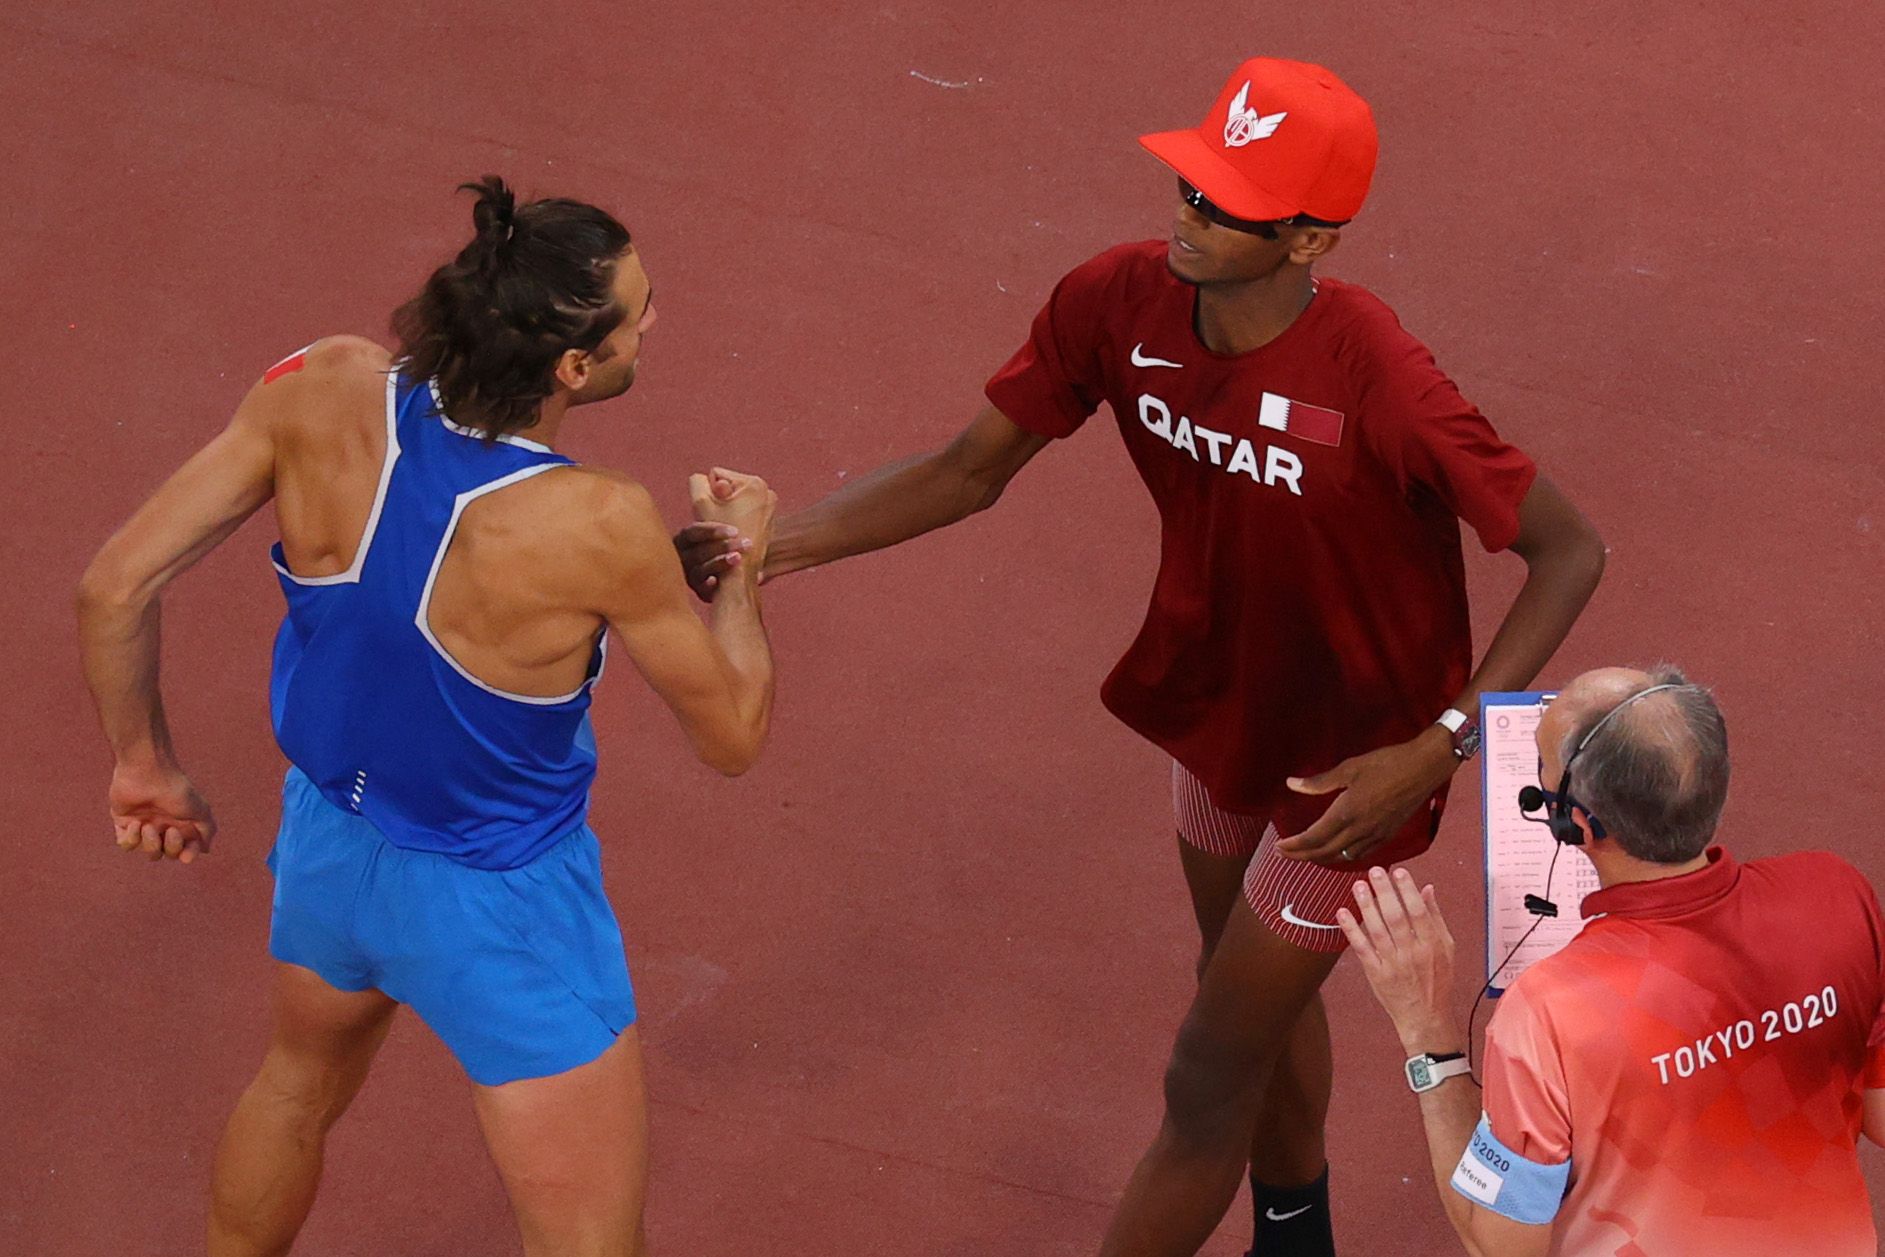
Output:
[3, 2, 1882, 1253]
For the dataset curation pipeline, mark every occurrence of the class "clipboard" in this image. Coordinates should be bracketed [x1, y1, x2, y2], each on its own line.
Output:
[1480, 691, 1601, 995]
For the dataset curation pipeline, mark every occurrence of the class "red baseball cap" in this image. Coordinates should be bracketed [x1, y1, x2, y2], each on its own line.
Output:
[1139, 58, 1378, 223]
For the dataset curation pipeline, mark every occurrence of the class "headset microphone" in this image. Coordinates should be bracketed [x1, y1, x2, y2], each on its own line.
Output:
[1518, 781, 1587, 850]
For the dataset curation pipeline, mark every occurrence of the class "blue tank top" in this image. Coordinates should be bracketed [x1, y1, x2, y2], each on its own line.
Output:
[269, 371, 604, 870]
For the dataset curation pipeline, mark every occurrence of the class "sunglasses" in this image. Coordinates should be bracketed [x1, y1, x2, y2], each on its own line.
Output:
[1177, 178, 1345, 239]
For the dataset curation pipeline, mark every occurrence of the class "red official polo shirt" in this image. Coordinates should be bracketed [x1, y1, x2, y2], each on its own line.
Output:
[1475, 848, 1885, 1255]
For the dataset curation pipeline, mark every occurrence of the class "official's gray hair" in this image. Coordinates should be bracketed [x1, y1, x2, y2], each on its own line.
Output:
[1561, 665, 1731, 863]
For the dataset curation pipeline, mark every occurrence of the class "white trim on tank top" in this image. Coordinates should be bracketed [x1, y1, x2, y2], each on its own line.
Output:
[271, 371, 403, 586]
[428, 378, 555, 453]
[413, 463, 605, 706]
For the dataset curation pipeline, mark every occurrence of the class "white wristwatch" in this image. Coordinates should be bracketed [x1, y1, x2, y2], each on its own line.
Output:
[1405, 1051, 1472, 1093]
[1435, 708, 1482, 762]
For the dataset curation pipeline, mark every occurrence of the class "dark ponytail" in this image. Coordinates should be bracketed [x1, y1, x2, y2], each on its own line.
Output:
[391, 177, 633, 439]
[466, 174, 517, 246]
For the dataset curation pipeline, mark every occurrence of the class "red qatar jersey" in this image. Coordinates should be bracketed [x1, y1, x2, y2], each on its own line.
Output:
[986, 241, 1536, 847]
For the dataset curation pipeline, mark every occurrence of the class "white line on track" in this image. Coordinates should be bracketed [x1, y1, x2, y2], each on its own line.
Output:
[909, 70, 978, 89]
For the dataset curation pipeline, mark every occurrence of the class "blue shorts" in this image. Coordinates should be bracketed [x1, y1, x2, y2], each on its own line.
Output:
[267, 768, 636, 1085]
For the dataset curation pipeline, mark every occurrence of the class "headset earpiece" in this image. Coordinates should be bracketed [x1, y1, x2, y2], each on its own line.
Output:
[1547, 811, 1585, 846]
[1545, 761, 1585, 845]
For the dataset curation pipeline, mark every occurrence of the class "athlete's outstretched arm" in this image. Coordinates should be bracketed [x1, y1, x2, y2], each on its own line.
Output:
[78, 370, 286, 862]
[587, 471, 776, 776]
[676, 403, 1049, 596]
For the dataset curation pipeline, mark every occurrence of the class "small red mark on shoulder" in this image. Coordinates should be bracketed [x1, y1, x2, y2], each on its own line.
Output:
[262, 350, 308, 385]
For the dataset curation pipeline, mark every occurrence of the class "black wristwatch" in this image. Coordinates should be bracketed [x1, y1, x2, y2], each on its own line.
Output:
[1436, 708, 1481, 762]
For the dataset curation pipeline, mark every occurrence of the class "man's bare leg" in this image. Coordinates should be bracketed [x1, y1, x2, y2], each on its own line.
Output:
[473, 1027, 650, 1257]
[1101, 892, 1341, 1257]
[208, 963, 399, 1257]
[1177, 839, 1333, 1187]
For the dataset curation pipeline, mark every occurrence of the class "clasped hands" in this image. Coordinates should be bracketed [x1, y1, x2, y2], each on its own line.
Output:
[682, 467, 775, 593]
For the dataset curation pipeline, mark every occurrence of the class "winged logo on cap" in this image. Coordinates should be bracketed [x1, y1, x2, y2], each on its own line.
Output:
[1222, 82, 1287, 148]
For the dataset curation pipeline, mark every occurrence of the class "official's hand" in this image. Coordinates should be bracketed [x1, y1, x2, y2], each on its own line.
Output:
[109, 760, 216, 864]
[687, 468, 776, 581]
[673, 521, 748, 600]
[1337, 866, 1461, 1048]
[1275, 727, 1456, 862]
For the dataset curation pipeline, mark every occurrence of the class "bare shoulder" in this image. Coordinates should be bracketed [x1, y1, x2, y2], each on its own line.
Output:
[557, 464, 660, 523]
[244, 334, 392, 442]
[524, 464, 673, 569]
[299, 334, 393, 374]
[490, 465, 682, 618]
[264, 335, 391, 396]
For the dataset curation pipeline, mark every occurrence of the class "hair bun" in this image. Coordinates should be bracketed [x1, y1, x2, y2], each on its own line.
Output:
[461, 175, 517, 245]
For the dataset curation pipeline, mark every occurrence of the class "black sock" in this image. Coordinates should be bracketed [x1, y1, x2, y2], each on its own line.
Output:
[1248, 1164, 1334, 1257]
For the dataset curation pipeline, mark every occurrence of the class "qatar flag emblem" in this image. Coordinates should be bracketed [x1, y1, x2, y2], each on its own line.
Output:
[1257, 392, 1344, 447]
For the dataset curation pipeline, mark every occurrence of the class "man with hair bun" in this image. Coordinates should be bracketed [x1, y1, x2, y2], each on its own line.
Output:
[77, 177, 774, 1256]
[1341, 665, 1885, 1256]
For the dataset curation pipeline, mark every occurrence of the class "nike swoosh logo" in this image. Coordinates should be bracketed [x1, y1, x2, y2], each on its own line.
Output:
[1279, 903, 1341, 930]
[1131, 342, 1183, 369]
[1265, 1205, 1315, 1222]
